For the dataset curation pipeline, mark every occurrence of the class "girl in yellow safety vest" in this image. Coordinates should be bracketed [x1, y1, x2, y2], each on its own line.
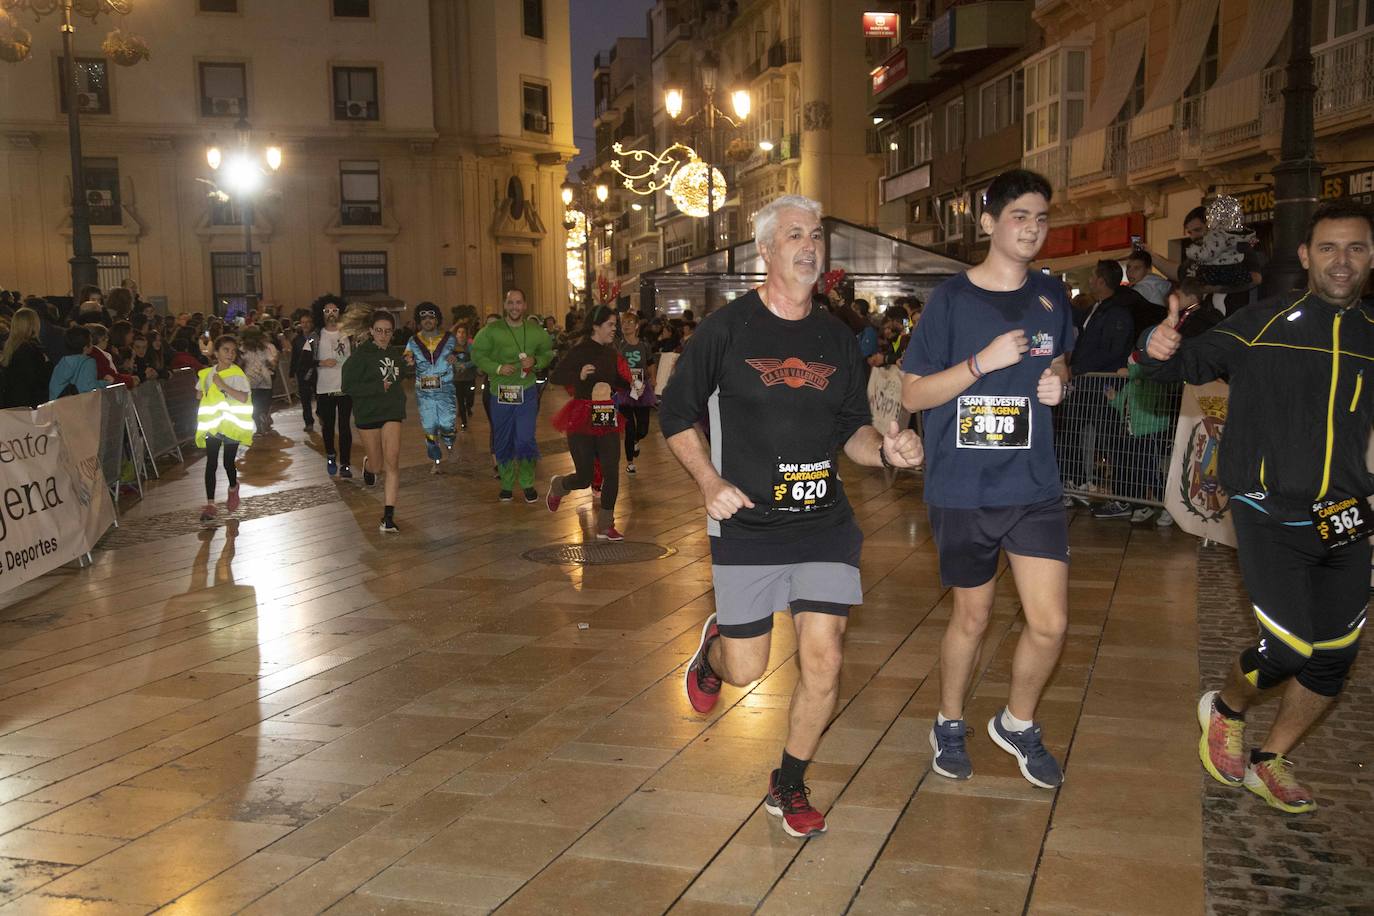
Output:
[196, 334, 254, 522]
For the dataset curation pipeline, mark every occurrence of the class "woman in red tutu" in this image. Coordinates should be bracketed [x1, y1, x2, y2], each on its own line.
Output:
[545, 306, 631, 540]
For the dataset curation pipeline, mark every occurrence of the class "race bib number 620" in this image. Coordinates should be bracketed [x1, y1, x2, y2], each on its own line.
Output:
[957, 395, 1031, 449]
[772, 458, 835, 512]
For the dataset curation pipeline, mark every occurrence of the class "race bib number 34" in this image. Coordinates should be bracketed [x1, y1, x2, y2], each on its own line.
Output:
[772, 459, 835, 512]
[957, 396, 1031, 449]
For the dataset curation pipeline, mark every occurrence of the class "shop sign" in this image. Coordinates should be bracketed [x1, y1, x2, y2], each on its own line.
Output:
[872, 48, 908, 94]
[1237, 166, 1374, 223]
[863, 11, 898, 38]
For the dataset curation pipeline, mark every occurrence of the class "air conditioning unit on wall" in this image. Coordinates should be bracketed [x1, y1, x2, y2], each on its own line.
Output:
[211, 96, 242, 116]
[344, 100, 370, 119]
[86, 189, 114, 207]
[76, 91, 101, 111]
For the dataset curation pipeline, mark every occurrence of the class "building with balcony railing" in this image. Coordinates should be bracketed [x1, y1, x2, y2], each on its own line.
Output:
[869, 1, 1038, 264]
[1031, 0, 1374, 282]
[585, 0, 887, 313]
[0, 0, 578, 315]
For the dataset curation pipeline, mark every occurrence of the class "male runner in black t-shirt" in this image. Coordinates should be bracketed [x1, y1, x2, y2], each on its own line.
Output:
[661, 195, 923, 838]
[901, 169, 1072, 790]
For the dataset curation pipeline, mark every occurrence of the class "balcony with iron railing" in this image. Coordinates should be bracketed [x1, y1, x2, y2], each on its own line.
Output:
[1314, 31, 1374, 124]
[765, 37, 801, 72]
[1126, 95, 1206, 179]
[1199, 66, 1284, 157]
[1066, 121, 1128, 195]
[768, 133, 801, 164]
[1023, 145, 1069, 198]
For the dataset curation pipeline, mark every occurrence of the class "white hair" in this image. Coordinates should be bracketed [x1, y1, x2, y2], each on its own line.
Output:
[753, 194, 824, 252]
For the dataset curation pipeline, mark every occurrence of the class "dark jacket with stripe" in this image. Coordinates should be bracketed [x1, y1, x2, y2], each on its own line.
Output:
[1138, 292, 1374, 519]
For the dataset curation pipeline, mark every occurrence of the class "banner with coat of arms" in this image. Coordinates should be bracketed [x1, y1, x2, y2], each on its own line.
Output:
[1164, 381, 1237, 548]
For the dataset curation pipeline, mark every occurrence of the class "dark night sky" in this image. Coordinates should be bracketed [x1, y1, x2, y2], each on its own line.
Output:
[569, 0, 657, 172]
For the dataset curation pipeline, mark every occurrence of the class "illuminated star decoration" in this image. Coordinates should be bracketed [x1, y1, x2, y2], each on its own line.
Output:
[610, 141, 725, 218]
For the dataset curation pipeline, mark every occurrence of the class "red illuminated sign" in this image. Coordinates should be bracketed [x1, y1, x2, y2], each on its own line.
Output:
[863, 11, 898, 38]
[872, 48, 907, 94]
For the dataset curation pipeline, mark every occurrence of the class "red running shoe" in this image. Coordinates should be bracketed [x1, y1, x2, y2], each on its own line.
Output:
[684, 613, 722, 714]
[226, 486, 241, 513]
[546, 476, 562, 513]
[764, 769, 827, 838]
[597, 526, 625, 541]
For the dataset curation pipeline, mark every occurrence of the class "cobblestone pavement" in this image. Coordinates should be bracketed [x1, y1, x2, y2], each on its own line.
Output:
[1197, 543, 1374, 914]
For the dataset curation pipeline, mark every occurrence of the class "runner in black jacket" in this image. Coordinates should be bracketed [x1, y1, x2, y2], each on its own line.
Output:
[1140, 201, 1374, 814]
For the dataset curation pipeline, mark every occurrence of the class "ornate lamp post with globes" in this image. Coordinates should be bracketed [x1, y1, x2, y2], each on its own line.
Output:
[0, 0, 148, 296]
[561, 170, 609, 310]
[205, 122, 282, 314]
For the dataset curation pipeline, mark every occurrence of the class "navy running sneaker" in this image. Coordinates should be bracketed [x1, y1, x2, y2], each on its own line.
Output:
[929, 718, 973, 780]
[425, 440, 442, 462]
[338, 465, 353, 479]
[326, 454, 338, 477]
[987, 712, 1063, 789]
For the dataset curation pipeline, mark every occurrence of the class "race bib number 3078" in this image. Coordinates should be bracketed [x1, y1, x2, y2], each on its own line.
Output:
[772, 459, 835, 512]
[957, 396, 1031, 449]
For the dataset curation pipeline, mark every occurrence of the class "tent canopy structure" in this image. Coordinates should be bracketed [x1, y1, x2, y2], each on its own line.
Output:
[640, 217, 968, 316]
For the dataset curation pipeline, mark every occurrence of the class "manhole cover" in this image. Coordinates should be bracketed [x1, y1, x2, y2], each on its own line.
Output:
[522, 541, 677, 566]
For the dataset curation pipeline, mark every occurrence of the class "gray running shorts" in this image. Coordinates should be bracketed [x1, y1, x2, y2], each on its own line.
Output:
[711, 561, 863, 638]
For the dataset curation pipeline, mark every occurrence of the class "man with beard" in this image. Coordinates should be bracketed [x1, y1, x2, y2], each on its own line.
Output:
[664, 195, 924, 838]
[1142, 201, 1374, 814]
[470, 289, 553, 501]
[900, 169, 1072, 790]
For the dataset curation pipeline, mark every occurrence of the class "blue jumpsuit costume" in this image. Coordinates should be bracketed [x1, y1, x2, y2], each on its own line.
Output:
[407, 330, 458, 462]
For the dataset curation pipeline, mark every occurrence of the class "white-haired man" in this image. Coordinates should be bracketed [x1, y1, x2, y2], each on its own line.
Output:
[661, 195, 924, 838]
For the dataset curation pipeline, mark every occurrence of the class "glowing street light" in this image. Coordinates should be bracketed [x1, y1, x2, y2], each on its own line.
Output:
[731, 89, 751, 121]
[206, 146, 222, 170]
[664, 87, 683, 120]
[595, 183, 609, 203]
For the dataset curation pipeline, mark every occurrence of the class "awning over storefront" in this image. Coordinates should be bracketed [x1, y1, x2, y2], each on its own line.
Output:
[640, 217, 967, 315]
[1080, 20, 1149, 134]
[1139, 0, 1220, 114]
[1034, 247, 1133, 275]
[1215, 0, 1292, 86]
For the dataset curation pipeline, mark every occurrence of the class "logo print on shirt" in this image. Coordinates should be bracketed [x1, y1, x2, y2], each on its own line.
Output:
[745, 358, 837, 391]
[379, 357, 400, 384]
[1039, 295, 1055, 312]
[1030, 332, 1054, 357]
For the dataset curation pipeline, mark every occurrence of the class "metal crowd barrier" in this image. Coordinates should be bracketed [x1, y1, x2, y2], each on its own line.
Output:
[92, 373, 200, 511]
[1053, 371, 1183, 508]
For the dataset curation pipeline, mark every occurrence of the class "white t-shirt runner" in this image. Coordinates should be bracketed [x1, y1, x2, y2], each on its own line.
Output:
[315, 328, 351, 394]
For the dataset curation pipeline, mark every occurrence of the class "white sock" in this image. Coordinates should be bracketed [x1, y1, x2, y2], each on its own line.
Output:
[1001, 708, 1034, 732]
[937, 713, 953, 725]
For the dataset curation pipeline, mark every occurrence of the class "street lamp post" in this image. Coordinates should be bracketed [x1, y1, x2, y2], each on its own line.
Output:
[664, 62, 749, 254]
[0, 0, 140, 296]
[206, 121, 282, 314]
[1261, 0, 1320, 299]
[561, 174, 609, 310]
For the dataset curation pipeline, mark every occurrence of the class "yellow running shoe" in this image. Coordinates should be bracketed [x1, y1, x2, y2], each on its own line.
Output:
[1197, 690, 1245, 786]
[1245, 755, 1316, 814]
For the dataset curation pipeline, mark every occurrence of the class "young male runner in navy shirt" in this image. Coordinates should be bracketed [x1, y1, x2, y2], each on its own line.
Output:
[901, 169, 1073, 788]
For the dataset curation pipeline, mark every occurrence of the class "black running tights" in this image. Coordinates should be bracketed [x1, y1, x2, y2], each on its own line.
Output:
[204, 436, 239, 500]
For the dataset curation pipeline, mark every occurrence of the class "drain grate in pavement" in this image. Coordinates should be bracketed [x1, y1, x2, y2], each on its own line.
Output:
[522, 541, 677, 566]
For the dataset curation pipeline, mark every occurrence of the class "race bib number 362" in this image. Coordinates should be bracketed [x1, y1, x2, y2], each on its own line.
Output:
[772, 458, 836, 512]
[1311, 495, 1374, 550]
[957, 396, 1031, 449]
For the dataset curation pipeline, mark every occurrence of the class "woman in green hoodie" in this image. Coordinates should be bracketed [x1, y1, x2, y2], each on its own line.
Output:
[341, 306, 406, 532]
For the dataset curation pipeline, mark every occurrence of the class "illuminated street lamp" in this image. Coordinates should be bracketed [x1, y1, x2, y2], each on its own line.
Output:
[0, 0, 146, 296]
[206, 122, 282, 313]
[561, 172, 611, 309]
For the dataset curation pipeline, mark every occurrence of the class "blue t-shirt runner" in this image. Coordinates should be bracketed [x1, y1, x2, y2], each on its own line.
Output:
[899, 168, 1074, 795]
[902, 269, 1074, 509]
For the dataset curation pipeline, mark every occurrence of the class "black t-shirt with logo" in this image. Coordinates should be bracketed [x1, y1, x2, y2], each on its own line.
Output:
[659, 291, 872, 563]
